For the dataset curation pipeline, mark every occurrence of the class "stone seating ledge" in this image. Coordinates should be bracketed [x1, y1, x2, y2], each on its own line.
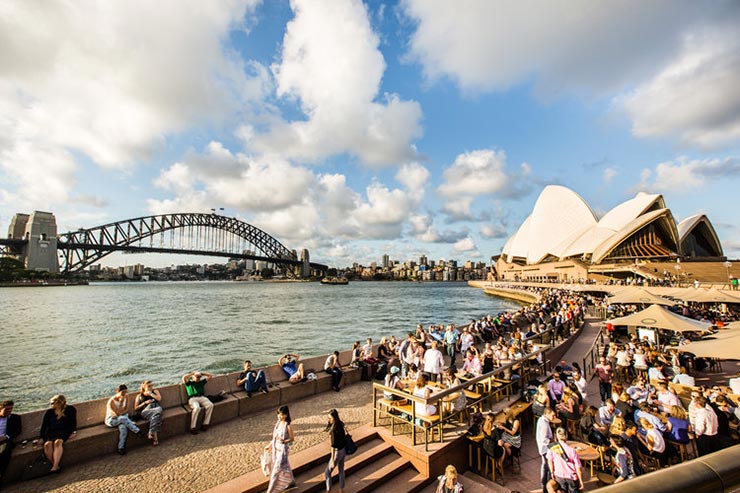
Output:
[5, 349, 361, 483]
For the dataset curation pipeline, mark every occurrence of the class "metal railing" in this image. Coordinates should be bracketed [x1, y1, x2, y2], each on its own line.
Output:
[371, 316, 587, 449]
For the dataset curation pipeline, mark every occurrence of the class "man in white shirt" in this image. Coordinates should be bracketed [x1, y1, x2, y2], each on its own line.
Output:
[648, 363, 667, 383]
[423, 341, 445, 382]
[693, 395, 719, 456]
[461, 349, 482, 377]
[536, 408, 555, 493]
[655, 382, 682, 412]
[672, 367, 695, 387]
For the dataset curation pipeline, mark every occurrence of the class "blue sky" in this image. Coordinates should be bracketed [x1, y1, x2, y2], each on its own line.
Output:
[2, 0, 740, 268]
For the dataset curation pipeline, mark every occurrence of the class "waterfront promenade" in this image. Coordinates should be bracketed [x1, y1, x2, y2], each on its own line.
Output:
[4, 382, 375, 493]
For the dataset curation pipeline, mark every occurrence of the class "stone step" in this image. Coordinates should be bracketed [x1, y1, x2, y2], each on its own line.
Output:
[205, 425, 380, 493]
[292, 438, 394, 493]
[342, 454, 411, 493]
[365, 465, 428, 493]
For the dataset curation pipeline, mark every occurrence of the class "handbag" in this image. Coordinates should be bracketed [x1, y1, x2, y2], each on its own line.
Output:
[344, 433, 357, 455]
[21, 453, 52, 481]
[260, 448, 272, 476]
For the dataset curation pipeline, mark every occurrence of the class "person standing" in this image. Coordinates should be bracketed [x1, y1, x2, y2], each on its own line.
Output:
[423, 341, 445, 383]
[40, 395, 77, 473]
[237, 360, 268, 397]
[0, 400, 21, 485]
[593, 357, 613, 405]
[105, 384, 141, 455]
[324, 409, 347, 493]
[266, 406, 295, 493]
[546, 427, 584, 493]
[182, 371, 214, 434]
[324, 351, 344, 392]
[537, 407, 555, 493]
[443, 324, 460, 368]
[134, 381, 163, 446]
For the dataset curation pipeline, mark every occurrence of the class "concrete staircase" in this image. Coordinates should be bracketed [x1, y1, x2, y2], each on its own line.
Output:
[206, 425, 429, 493]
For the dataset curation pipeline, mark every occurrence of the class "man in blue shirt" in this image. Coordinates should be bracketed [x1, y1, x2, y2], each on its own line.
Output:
[279, 353, 305, 384]
[443, 324, 460, 367]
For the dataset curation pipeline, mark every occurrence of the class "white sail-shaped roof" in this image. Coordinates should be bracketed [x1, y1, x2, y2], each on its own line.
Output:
[678, 214, 723, 257]
[558, 192, 665, 259]
[501, 185, 596, 264]
[499, 187, 718, 265]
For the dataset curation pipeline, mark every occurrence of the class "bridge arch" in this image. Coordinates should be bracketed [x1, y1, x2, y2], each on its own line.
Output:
[57, 213, 299, 273]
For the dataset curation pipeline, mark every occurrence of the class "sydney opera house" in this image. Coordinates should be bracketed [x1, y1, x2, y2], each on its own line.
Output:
[495, 185, 727, 283]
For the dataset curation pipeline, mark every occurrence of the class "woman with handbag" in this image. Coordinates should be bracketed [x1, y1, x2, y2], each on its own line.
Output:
[266, 406, 295, 493]
[324, 409, 347, 493]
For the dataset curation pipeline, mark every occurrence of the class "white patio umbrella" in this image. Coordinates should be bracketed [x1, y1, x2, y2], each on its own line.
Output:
[678, 331, 740, 360]
[607, 287, 675, 306]
[607, 304, 713, 334]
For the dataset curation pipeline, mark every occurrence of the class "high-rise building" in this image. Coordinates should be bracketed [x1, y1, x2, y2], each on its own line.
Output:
[382, 254, 390, 269]
[419, 255, 428, 266]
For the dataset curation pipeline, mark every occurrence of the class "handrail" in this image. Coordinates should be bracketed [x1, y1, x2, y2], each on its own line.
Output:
[582, 324, 606, 378]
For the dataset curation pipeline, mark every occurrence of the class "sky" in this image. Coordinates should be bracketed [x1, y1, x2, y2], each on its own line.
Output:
[2, 0, 740, 268]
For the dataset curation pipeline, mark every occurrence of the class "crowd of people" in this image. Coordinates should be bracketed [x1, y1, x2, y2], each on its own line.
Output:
[3, 282, 738, 493]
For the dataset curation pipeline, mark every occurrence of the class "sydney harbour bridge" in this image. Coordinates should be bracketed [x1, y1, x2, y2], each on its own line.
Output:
[0, 211, 327, 277]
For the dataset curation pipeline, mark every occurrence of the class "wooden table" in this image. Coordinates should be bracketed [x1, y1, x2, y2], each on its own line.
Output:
[568, 440, 600, 477]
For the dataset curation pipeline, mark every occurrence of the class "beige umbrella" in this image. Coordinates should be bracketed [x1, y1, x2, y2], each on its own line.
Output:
[607, 304, 713, 334]
[669, 288, 740, 303]
[607, 287, 675, 306]
[678, 332, 740, 360]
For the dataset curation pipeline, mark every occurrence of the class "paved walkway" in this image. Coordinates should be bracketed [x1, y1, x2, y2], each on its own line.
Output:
[4, 382, 375, 493]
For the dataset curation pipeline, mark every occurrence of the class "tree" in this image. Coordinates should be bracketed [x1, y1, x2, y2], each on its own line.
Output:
[261, 267, 274, 279]
[0, 257, 29, 282]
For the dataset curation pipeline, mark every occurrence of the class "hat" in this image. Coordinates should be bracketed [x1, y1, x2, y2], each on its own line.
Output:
[390, 366, 400, 375]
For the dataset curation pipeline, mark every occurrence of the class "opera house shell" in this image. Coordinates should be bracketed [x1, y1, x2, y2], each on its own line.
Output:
[501, 185, 723, 266]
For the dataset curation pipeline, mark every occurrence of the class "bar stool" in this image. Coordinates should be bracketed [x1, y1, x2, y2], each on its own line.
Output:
[667, 440, 691, 463]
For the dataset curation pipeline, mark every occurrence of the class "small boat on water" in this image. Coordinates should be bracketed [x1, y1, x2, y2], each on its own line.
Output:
[320, 276, 349, 285]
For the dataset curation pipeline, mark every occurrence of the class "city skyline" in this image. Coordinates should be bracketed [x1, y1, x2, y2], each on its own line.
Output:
[2, 1, 740, 268]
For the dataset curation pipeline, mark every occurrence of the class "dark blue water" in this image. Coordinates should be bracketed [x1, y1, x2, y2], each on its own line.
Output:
[0, 281, 519, 411]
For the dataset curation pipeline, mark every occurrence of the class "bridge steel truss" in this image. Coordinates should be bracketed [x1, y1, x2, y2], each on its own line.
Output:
[57, 213, 302, 273]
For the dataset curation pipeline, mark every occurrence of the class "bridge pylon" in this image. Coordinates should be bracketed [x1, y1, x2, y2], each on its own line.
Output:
[7, 211, 59, 273]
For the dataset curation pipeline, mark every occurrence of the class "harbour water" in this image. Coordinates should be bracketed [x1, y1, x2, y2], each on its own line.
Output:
[1, 281, 519, 411]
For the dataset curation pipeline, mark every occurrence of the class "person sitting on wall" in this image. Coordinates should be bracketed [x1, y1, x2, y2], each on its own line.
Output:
[40, 395, 77, 473]
[0, 400, 21, 485]
[324, 351, 343, 392]
[104, 384, 141, 455]
[279, 353, 305, 384]
[181, 371, 214, 434]
[237, 360, 268, 397]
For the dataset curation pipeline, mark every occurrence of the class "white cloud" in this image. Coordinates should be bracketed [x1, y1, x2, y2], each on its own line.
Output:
[403, 0, 712, 97]
[251, 0, 422, 166]
[635, 156, 740, 193]
[618, 27, 740, 149]
[603, 167, 618, 184]
[480, 223, 507, 239]
[0, 0, 265, 226]
[438, 149, 531, 219]
[395, 162, 430, 191]
[453, 236, 477, 253]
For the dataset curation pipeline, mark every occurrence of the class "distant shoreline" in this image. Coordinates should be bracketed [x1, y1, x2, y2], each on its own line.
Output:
[0, 280, 88, 288]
